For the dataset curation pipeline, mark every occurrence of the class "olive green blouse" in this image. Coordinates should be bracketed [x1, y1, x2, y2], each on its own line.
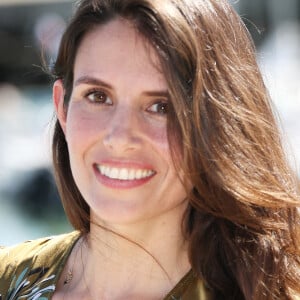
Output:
[0, 231, 211, 300]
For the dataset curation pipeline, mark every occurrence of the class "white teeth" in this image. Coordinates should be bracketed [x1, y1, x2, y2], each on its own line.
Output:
[128, 169, 135, 180]
[110, 168, 119, 179]
[99, 165, 106, 174]
[97, 165, 154, 181]
[119, 168, 128, 180]
[135, 169, 142, 180]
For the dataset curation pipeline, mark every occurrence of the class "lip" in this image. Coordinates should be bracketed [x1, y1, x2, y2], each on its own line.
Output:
[93, 160, 156, 189]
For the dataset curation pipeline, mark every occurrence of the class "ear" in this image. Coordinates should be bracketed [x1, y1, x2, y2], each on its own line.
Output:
[53, 79, 67, 134]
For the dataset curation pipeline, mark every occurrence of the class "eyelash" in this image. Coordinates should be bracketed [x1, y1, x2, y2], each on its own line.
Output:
[147, 101, 169, 115]
[84, 89, 112, 105]
[83, 89, 169, 115]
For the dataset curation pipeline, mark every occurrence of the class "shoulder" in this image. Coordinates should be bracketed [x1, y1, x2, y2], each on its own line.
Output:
[164, 270, 213, 300]
[0, 231, 80, 270]
[0, 231, 80, 299]
[181, 275, 214, 300]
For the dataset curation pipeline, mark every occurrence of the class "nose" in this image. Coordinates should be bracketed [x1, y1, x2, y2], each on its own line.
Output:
[102, 106, 142, 153]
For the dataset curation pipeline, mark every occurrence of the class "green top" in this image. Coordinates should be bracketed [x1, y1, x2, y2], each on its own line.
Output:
[0, 231, 211, 300]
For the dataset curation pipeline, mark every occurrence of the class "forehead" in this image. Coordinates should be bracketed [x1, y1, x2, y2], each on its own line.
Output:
[73, 18, 167, 90]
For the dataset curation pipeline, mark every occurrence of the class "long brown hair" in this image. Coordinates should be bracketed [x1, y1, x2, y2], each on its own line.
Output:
[51, 0, 300, 298]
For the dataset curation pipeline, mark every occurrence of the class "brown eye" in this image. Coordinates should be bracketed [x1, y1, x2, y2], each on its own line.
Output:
[148, 101, 168, 115]
[86, 90, 113, 104]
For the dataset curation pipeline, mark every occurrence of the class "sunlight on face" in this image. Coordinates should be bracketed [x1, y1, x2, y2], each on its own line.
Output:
[63, 18, 188, 226]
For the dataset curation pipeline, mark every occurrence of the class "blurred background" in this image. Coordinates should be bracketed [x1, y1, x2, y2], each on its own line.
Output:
[0, 0, 299, 246]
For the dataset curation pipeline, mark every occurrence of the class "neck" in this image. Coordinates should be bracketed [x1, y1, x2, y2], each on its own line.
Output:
[80, 204, 191, 299]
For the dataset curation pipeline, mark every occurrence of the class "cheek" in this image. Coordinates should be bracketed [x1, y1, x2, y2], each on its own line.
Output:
[65, 102, 172, 162]
[148, 127, 168, 148]
[65, 104, 104, 152]
[142, 118, 170, 155]
[144, 119, 181, 173]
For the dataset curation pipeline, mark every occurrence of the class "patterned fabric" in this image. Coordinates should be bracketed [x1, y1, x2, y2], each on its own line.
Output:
[0, 231, 211, 300]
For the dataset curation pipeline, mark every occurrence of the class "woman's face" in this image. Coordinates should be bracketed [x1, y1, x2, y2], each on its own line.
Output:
[54, 18, 188, 226]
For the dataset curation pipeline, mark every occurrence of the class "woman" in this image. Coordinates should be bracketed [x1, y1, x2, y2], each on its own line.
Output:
[1, 0, 300, 299]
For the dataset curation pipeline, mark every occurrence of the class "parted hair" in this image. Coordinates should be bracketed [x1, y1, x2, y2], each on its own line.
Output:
[51, 0, 300, 299]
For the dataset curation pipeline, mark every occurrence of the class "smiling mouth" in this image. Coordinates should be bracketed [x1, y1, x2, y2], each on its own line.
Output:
[96, 165, 155, 181]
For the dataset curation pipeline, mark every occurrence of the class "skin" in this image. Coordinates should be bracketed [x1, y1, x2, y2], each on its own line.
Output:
[53, 18, 191, 299]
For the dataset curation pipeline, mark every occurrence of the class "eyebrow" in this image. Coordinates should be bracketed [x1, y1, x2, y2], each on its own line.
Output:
[74, 76, 112, 89]
[74, 75, 169, 98]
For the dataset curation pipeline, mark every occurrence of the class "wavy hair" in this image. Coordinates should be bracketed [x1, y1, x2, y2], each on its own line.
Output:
[51, 0, 300, 298]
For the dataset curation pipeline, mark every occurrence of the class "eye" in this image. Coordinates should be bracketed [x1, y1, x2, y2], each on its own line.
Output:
[148, 101, 169, 115]
[85, 90, 113, 105]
